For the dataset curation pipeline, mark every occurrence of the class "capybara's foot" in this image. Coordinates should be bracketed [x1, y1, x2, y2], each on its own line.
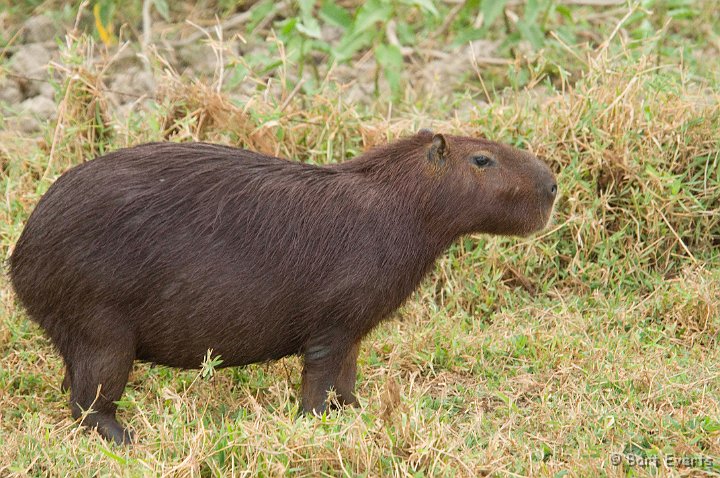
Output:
[301, 401, 328, 416]
[61, 372, 70, 393]
[337, 393, 358, 408]
[91, 415, 133, 445]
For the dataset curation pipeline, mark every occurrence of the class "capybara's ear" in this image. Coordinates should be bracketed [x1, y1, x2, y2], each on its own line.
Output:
[417, 128, 434, 138]
[427, 133, 447, 165]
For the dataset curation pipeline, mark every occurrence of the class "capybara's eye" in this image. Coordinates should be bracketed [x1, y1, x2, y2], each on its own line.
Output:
[471, 155, 493, 168]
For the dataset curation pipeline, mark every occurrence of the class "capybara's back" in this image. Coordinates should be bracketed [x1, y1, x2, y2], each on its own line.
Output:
[10, 133, 557, 444]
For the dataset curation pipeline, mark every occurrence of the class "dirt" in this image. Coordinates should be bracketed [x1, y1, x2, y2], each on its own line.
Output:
[1, 12, 499, 136]
[22, 14, 61, 44]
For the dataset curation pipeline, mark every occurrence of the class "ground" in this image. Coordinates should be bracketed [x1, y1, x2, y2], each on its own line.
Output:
[0, 1, 718, 476]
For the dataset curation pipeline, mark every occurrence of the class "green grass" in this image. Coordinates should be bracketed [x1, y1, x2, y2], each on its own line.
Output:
[1, 1, 719, 476]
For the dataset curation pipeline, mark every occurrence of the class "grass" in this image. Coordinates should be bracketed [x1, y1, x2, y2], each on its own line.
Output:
[1, 1, 719, 476]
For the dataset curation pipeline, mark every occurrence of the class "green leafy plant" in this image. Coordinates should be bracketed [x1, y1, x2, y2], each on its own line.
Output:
[271, 0, 440, 99]
[201, 349, 224, 379]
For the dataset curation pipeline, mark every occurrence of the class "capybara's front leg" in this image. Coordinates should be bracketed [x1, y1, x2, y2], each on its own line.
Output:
[333, 341, 361, 407]
[300, 340, 349, 414]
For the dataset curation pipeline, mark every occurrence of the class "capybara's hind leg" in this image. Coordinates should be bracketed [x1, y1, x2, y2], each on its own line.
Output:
[61, 368, 70, 392]
[66, 329, 135, 445]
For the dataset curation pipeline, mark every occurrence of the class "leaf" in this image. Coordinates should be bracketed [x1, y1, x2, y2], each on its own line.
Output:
[320, 0, 352, 29]
[375, 43, 403, 69]
[395, 21, 415, 45]
[93, 2, 115, 46]
[153, 0, 170, 21]
[670, 177, 682, 196]
[399, 0, 439, 16]
[248, 0, 275, 31]
[100, 447, 128, 464]
[524, 0, 541, 23]
[451, 27, 485, 47]
[201, 349, 223, 379]
[668, 7, 697, 19]
[333, 29, 374, 61]
[481, 0, 507, 30]
[375, 43, 404, 98]
[556, 5, 572, 21]
[463, 0, 481, 11]
[495, 391, 519, 412]
[296, 17, 323, 39]
[298, 0, 315, 18]
[354, 0, 393, 34]
[277, 17, 298, 38]
[516, 19, 545, 49]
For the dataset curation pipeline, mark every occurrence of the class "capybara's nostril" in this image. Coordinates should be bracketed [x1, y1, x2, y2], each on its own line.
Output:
[540, 179, 557, 201]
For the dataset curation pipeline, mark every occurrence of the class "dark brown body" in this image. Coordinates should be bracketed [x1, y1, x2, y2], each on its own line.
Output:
[9, 131, 556, 444]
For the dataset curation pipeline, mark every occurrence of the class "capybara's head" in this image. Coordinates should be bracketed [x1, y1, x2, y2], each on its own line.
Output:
[416, 130, 557, 236]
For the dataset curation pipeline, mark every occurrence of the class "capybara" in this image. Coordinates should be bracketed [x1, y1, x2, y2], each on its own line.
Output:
[9, 130, 557, 444]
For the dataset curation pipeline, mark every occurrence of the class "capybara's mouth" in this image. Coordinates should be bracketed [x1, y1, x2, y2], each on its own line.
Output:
[520, 204, 556, 237]
[540, 206, 555, 232]
[537, 199, 557, 231]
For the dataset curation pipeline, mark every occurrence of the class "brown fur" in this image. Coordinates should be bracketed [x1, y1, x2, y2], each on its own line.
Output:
[8, 131, 556, 444]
